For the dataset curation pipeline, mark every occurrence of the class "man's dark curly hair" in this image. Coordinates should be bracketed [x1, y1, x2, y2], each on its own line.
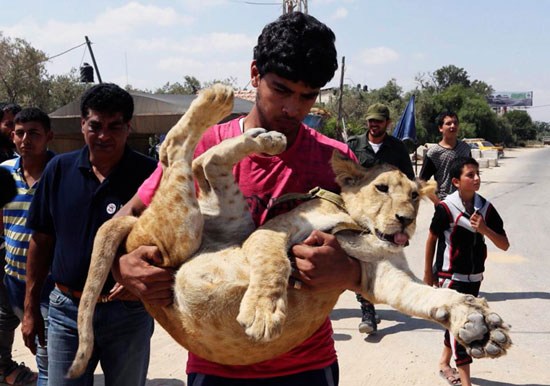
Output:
[80, 83, 134, 122]
[253, 12, 338, 89]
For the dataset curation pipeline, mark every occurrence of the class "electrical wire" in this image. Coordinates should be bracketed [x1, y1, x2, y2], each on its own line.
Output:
[45, 42, 87, 62]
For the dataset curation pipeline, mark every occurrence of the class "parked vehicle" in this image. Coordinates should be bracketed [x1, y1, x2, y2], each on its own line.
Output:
[463, 138, 504, 158]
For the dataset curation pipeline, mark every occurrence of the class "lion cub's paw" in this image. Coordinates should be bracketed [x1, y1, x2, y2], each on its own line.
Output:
[194, 84, 234, 123]
[237, 288, 287, 342]
[432, 295, 511, 359]
[245, 128, 287, 156]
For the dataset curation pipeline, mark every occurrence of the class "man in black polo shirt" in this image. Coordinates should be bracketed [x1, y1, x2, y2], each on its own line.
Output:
[23, 84, 160, 386]
[347, 102, 414, 335]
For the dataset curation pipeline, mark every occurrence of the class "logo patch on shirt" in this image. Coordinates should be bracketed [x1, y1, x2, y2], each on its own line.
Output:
[106, 203, 117, 215]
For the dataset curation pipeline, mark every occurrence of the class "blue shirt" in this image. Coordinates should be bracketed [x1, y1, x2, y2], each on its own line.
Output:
[27, 145, 157, 292]
[1, 151, 55, 282]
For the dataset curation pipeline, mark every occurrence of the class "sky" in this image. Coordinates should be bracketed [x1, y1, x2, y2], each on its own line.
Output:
[1, 0, 549, 122]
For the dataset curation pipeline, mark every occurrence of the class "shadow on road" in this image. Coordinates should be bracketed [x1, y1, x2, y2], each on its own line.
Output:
[147, 379, 185, 386]
[480, 291, 550, 301]
[331, 308, 444, 342]
[471, 377, 546, 386]
[93, 375, 186, 386]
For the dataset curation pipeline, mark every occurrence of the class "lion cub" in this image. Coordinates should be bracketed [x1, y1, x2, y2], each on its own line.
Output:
[68, 85, 510, 377]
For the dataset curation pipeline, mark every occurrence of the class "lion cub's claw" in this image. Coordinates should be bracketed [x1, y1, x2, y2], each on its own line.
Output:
[237, 290, 287, 342]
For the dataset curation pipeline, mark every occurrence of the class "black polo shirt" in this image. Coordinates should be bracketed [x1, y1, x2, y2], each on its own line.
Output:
[346, 133, 415, 180]
[27, 145, 157, 293]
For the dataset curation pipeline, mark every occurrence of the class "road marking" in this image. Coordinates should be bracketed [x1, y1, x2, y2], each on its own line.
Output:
[487, 252, 527, 263]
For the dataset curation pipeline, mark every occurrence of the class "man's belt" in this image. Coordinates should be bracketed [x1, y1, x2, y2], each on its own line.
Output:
[55, 283, 111, 303]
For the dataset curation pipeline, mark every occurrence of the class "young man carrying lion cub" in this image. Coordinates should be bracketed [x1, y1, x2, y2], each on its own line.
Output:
[96, 12, 511, 386]
[114, 11, 361, 385]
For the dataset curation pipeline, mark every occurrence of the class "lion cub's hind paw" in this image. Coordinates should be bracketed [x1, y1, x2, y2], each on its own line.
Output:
[237, 291, 287, 342]
[196, 84, 234, 122]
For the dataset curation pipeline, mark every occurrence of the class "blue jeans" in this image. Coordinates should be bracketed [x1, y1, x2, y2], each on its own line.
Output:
[3, 274, 52, 386]
[0, 258, 20, 367]
[47, 287, 153, 386]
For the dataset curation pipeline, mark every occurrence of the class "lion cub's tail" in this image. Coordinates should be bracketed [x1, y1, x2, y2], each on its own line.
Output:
[66, 216, 138, 379]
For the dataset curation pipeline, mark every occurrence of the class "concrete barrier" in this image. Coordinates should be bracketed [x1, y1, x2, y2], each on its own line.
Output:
[481, 149, 498, 159]
[471, 149, 482, 159]
[477, 158, 489, 168]
[488, 158, 498, 167]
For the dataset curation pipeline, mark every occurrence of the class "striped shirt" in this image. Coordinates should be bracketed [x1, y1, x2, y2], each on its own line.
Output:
[1, 153, 54, 282]
[419, 141, 471, 199]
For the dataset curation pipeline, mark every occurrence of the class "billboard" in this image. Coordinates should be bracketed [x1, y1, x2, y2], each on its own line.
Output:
[487, 91, 533, 107]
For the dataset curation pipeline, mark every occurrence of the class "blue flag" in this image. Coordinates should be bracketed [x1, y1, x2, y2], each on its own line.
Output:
[393, 95, 416, 142]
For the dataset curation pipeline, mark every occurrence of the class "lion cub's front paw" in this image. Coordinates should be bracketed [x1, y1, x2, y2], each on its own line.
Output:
[245, 128, 287, 156]
[237, 288, 287, 342]
[432, 295, 511, 358]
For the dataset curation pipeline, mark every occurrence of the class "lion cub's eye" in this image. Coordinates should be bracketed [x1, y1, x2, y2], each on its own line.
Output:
[375, 184, 389, 193]
[411, 191, 419, 200]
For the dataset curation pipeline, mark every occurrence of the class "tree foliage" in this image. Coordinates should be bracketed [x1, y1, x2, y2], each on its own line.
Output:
[0, 33, 49, 108]
[503, 110, 536, 141]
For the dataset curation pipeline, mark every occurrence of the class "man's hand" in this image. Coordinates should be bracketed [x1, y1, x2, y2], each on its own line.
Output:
[22, 308, 44, 355]
[108, 282, 140, 302]
[111, 245, 175, 306]
[290, 230, 361, 293]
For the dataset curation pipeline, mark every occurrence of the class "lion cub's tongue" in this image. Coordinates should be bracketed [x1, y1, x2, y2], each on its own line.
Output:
[394, 232, 409, 245]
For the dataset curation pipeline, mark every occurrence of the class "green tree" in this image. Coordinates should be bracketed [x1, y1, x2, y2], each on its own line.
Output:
[432, 65, 471, 90]
[533, 121, 550, 138]
[504, 110, 536, 140]
[45, 68, 88, 112]
[0, 33, 49, 108]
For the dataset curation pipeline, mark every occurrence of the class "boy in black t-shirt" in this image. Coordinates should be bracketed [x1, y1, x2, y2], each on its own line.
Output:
[424, 157, 509, 386]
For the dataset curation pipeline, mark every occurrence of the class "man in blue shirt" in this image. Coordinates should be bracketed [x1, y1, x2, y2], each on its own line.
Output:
[23, 84, 158, 386]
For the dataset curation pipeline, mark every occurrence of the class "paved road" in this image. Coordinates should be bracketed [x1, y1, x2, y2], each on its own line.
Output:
[11, 147, 550, 386]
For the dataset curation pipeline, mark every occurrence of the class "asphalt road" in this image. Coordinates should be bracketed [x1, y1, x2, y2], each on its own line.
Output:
[11, 147, 550, 386]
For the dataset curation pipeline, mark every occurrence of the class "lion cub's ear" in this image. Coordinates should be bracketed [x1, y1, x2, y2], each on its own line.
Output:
[417, 179, 437, 201]
[331, 151, 367, 188]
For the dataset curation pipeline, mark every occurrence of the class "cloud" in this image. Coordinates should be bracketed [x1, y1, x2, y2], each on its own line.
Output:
[181, 0, 229, 11]
[156, 57, 251, 87]
[1, 2, 191, 48]
[135, 33, 254, 54]
[359, 47, 400, 65]
[334, 8, 348, 19]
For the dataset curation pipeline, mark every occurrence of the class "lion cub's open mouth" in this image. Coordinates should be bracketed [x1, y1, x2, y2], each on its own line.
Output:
[375, 230, 409, 246]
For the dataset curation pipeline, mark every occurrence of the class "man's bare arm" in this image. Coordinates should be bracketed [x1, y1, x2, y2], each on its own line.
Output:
[116, 192, 147, 218]
[23, 231, 54, 354]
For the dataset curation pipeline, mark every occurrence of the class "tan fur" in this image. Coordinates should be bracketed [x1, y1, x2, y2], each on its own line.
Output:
[67, 84, 510, 378]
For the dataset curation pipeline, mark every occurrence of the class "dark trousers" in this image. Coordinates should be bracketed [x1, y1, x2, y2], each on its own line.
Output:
[439, 279, 481, 366]
[188, 361, 339, 386]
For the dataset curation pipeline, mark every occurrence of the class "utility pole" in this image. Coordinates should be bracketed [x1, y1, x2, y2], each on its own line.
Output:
[283, 0, 308, 14]
[336, 56, 346, 142]
[85, 36, 103, 84]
